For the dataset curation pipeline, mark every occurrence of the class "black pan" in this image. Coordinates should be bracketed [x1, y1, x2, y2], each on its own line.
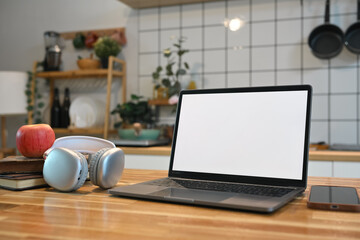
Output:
[308, 0, 344, 59]
[344, 0, 360, 54]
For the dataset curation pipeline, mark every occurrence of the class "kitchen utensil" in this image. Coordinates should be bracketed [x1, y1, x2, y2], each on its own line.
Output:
[344, 0, 360, 54]
[308, 0, 344, 59]
[43, 31, 65, 71]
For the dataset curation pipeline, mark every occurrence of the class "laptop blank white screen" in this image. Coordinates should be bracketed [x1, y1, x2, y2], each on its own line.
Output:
[172, 90, 308, 180]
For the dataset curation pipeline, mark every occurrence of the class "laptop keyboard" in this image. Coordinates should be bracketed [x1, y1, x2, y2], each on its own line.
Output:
[148, 178, 293, 198]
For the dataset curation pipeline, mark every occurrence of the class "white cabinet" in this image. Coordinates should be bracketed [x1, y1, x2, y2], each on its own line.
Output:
[308, 160, 360, 178]
[308, 161, 332, 177]
[124, 154, 170, 170]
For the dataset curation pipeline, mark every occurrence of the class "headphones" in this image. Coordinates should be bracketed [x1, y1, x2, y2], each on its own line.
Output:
[43, 136, 125, 192]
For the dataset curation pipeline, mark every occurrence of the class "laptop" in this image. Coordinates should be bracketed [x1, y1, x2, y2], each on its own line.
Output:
[109, 85, 312, 213]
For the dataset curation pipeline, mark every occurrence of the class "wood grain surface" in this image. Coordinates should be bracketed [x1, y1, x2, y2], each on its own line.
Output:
[0, 169, 359, 240]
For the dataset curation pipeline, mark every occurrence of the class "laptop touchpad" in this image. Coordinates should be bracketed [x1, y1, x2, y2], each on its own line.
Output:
[152, 188, 235, 202]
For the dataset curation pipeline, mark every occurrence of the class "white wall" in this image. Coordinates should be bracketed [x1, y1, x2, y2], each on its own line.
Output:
[0, 0, 360, 150]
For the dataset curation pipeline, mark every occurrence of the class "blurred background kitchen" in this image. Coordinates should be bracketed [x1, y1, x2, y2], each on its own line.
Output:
[0, 0, 359, 174]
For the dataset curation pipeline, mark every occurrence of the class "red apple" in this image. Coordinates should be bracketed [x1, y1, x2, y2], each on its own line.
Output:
[16, 124, 55, 158]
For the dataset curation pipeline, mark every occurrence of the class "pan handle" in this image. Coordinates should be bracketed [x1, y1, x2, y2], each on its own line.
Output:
[357, 0, 360, 21]
[325, 0, 330, 23]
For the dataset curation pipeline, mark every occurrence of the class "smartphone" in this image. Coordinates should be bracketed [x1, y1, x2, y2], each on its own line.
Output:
[307, 185, 360, 212]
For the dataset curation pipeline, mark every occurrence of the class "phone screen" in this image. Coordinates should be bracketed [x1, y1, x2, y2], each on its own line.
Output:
[309, 186, 360, 204]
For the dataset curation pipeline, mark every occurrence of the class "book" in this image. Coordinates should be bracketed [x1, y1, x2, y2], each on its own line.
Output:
[0, 173, 47, 190]
[0, 156, 44, 174]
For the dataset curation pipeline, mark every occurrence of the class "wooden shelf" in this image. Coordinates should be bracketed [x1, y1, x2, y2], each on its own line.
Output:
[60, 27, 124, 40]
[36, 69, 125, 79]
[118, 0, 220, 9]
[148, 99, 171, 106]
[53, 128, 117, 135]
[29, 56, 127, 139]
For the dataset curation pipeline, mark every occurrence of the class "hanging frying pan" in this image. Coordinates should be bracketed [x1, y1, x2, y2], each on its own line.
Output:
[344, 0, 360, 54]
[308, 0, 344, 59]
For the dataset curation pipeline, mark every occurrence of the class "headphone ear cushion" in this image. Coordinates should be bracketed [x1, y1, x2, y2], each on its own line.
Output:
[89, 147, 125, 189]
[71, 151, 89, 191]
[89, 148, 110, 186]
[43, 148, 88, 192]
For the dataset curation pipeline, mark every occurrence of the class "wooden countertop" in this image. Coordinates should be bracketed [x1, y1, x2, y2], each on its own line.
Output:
[121, 146, 360, 162]
[0, 169, 359, 239]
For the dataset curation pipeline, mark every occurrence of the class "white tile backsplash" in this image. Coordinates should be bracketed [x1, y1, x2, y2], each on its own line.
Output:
[251, 0, 275, 21]
[252, 47, 275, 70]
[227, 72, 250, 88]
[183, 51, 203, 74]
[277, 45, 301, 70]
[182, 28, 202, 50]
[204, 49, 226, 73]
[303, 69, 329, 94]
[227, 48, 250, 72]
[135, 0, 360, 145]
[139, 54, 158, 75]
[227, 23, 250, 47]
[276, 70, 301, 85]
[330, 68, 357, 93]
[139, 8, 159, 30]
[277, 20, 301, 44]
[330, 121, 357, 144]
[251, 22, 275, 46]
[204, 73, 226, 88]
[204, 1, 226, 26]
[277, 0, 301, 19]
[160, 6, 180, 29]
[312, 95, 329, 120]
[181, 3, 202, 27]
[330, 95, 357, 120]
[139, 31, 159, 53]
[251, 71, 275, 87]
[310, 121, 329, 143]
[227, 0, 250, 22]
[204, 26, 225, 49]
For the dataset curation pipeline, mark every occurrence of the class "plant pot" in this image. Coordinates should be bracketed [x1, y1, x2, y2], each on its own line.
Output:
[118, 129, 160, 140]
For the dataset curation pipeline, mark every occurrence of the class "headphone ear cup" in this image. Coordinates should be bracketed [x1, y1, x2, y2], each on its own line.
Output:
[71, 151, 89, 191]
[43, 147, 88, 192]
[89, 147, 125, 189]
[89, 148, 110, 186]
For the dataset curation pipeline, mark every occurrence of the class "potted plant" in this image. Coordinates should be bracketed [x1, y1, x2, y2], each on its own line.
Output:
[94, 36, 121, 68]
[152, 36, 189, 99]
[111, 94, 159, 140]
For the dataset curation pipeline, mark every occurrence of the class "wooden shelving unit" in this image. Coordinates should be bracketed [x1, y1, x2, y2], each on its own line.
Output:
[29, 56, 126, 139]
